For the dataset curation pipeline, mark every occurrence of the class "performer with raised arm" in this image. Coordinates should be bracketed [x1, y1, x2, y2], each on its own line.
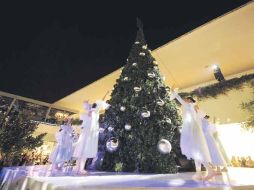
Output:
[73, 92, 110, 175]
[171, 88, 216, 180]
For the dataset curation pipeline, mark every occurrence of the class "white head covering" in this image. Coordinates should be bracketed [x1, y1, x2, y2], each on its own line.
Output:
[83, 101, 92, 111]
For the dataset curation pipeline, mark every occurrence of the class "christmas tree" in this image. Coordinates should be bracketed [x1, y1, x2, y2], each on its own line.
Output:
[0, 110, 46, 167]
[100, 19, 182, 173]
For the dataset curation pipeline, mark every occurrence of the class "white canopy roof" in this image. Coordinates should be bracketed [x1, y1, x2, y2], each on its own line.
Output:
[53, 1, 254, 112]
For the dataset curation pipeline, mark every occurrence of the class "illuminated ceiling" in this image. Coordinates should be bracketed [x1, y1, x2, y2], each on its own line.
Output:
[53, 2, 254, 112]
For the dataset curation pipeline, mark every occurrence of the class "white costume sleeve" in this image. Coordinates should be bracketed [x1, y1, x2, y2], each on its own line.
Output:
[96, 100, 110, 110]
[208, 123, 217, 134]
[171, 91, 187, 106]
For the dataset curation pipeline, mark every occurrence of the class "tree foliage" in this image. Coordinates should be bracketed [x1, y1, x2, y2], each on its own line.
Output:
[100, 20, 182, 174]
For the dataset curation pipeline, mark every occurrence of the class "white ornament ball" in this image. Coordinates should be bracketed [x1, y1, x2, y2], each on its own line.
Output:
[132, 62, 137, 66]
[120, 106, 126, 111]
[124, 124, 132, 131]
[108, 127, 114, 131]
[142, 45, 147, 49]
[106, 137, 119, 152]
[134, 86, 142, 92]
[139, 52, 145, 56]
[148, 72, 156, 78]
[135, 41, 140, 44]
[123, 77, 128, 81]
[141, 111, 150, 118]
[158, 139, 172, 154]
[153, 60, 158, 65]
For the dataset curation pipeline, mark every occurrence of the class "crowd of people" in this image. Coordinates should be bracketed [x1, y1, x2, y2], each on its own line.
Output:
[231, 156, 254, 168]
[19, 151, 49, 166]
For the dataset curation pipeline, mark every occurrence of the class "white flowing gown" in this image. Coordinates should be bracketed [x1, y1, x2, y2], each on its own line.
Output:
[200, 117, 226, 166]
[73, 100, 110, 159]
[172, 92, 211, 166]
[49, 125, 73, 164]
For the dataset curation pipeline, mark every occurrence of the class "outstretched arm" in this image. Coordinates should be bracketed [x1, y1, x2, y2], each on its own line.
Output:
[171, 90, 186, 106]
[96, 100, 110, 110]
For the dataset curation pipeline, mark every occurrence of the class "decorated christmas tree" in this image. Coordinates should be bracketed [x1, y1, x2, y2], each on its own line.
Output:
[100, 19, 182, 173]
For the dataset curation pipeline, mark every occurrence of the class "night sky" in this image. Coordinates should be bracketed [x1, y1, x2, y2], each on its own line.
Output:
[0, 1, 251, 103]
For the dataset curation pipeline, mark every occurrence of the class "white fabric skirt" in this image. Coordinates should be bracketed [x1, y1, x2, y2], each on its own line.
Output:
[180, 120, 211, 166]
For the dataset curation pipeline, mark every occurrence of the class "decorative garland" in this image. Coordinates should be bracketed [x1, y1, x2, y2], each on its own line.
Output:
[179, 73, 254, 100]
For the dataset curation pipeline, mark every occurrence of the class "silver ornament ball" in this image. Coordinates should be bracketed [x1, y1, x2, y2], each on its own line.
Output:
[124, 124, 132, 131]
[120, 106, 126, 111]
[158, 139, 172, 154]
[106, 137, 119, 152]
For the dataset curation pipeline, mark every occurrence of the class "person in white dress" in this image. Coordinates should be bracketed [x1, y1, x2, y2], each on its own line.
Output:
[73, 100, 110, 174]
[49, 119, 73, 171]
[201, 115, 229, 173]
[171, 90, 216, 180]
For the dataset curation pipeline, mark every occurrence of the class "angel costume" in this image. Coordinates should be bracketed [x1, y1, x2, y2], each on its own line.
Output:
[200, 116, 227, 166]
[73, 100, 110, 159]
[172, 92, 211, 167]
[49, 124, 73, 164]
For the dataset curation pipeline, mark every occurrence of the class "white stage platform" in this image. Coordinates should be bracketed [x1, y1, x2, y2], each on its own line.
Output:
[1, 166, 254, 190]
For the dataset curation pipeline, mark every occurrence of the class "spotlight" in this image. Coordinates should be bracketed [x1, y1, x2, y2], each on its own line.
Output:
[212, 64, 219, 71]
[212, 64, 225, 82]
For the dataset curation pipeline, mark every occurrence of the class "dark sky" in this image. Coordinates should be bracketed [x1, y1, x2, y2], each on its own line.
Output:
[0, 0, 251, 103]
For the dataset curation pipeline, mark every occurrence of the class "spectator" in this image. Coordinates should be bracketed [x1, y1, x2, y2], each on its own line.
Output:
[231, 156, 241, 167]
[241, 157, 246, 167]
[246, 156, 254, 168]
